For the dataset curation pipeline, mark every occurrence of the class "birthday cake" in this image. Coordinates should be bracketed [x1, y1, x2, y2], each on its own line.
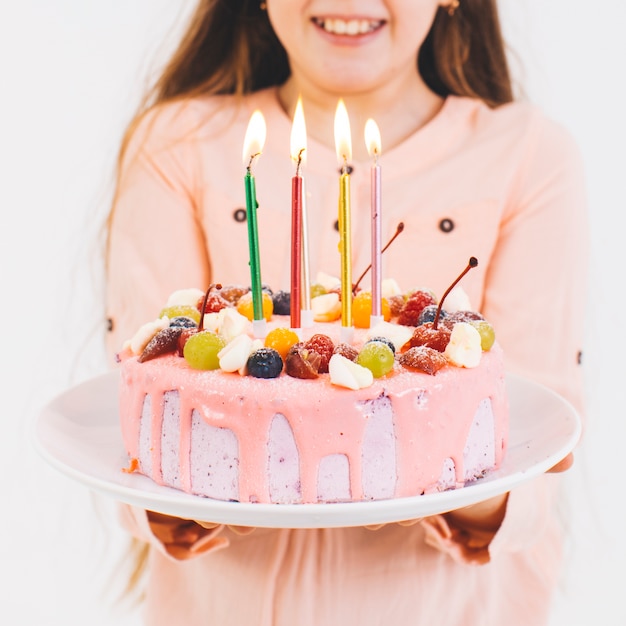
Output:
[117, 275, 509, 505]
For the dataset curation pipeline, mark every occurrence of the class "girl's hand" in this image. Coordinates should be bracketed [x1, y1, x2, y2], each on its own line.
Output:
[195, 520, 256, 535]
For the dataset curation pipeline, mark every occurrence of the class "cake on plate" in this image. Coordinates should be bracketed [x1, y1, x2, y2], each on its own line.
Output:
[116, 276, 509, 505]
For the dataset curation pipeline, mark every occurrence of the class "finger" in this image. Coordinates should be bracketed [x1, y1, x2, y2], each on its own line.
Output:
[364, 523, 386, 531]
[195, 520, 221, 530]
[227, 525, 256, 536]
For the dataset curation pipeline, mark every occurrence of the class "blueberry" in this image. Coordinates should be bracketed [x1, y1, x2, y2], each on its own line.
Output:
[272, 290, 291, 316]
[418, 305, 447, 325]
[169, 316, 199, 329]
[247, 348, 284, 378]
[365, 336, 396, 354]
[261, 283, 274, 295]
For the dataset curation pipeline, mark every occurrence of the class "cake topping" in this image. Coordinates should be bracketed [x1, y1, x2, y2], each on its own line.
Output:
[247, 347, 284, 378]
[443, 322, 482, 368]
[311, 292, 341, 322]
[356, 341, 395, 378]
[399, 346, 448, 375]
[328, 353, 374, 389]
[218, 333, 256, 373]
[285, 345, 321, 379]
[126, 316, 170, 355]
[183, 330, 226, 370]
[120, 254, 498, 383]
[303, 334, 335, 373]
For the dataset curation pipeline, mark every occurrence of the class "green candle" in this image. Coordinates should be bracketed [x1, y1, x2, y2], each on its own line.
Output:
[244, 167, 263, 321]
[242, 110, 266, 328]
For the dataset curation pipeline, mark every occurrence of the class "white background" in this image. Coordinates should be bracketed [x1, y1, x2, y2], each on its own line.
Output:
[1, 2, 624, 624]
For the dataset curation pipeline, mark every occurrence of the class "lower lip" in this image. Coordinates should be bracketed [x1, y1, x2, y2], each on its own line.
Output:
[311, 20, 385, 47]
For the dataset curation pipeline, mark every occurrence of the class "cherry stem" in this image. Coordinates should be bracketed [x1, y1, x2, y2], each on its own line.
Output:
[352, 222, 405, 295]
[198, 283, 222, 332]
[433, 257, 478, 330]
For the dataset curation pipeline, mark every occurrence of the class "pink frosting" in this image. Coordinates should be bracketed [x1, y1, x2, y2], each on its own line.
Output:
[119, 332, 508, 504]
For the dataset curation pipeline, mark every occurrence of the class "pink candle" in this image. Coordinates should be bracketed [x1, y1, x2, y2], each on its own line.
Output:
[365, 119, 382, 324]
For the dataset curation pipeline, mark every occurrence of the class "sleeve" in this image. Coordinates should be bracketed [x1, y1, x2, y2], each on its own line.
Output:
[118, 505, 230, 561]
[105, 102, 212, 362]
[482, 110, 589, 416]
[422, 111, 589, 564]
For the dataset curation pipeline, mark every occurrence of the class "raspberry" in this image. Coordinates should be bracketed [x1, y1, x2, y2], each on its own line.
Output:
[399, 346, 448, 375]
[397, 290, 437, 326]
[304, 334, 335, 373]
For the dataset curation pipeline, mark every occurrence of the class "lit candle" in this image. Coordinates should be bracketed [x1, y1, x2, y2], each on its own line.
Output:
[242, 110, 267, 338]
[334, 99, 353, 343]
[365, 118, 383, 327]
[290, 97, 307, 332]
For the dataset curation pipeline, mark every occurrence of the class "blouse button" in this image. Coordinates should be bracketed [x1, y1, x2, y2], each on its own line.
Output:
[233, 208, 247, 223]
[439, 218, 455, 233]
[107, 317, 114, 332]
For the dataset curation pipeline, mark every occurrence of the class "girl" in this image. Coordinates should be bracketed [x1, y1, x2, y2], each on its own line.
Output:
[106, 1, 588, 624]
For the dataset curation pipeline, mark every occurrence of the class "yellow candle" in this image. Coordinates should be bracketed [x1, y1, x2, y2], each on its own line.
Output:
[334, 99, 353, 340]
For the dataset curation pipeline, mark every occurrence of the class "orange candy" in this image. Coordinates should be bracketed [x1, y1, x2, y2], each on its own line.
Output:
[264, 327, 300, 360]
[352, 291, 391, 328]
[236, 291, 274, 322]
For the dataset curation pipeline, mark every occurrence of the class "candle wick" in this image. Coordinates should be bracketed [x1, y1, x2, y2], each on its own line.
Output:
[374, 149, 379, 166]
[341, 155, 349, 175]
[295, 148, 305, 176]
[247, 152, 262, 172]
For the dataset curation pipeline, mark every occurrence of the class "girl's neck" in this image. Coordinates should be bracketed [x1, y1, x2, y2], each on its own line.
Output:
[277, 73, 445, 162]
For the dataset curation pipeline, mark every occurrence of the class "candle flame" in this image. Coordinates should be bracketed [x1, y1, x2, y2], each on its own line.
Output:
[364, 118, 382, 158]
[334, 99, 352, 166]
[290, 96, 307, 167]
[242, 110, 267, 167]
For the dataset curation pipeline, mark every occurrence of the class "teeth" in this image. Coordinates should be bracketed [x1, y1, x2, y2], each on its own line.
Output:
[316, 18, 382, 36]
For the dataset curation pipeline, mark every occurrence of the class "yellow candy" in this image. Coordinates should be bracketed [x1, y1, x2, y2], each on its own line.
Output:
[236, 291, 273, 322]
[264, 327, 300, 359]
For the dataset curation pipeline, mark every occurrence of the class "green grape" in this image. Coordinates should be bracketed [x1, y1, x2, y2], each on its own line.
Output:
[183, 330, 225, 370]
[356, 341, 395, 378]
[159, 305, 201, 324]
[470, 320, 495, 351]
[310, 283, 327, 299]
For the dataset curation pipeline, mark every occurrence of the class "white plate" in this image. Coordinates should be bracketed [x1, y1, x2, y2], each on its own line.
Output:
[33, 371, 581, 528]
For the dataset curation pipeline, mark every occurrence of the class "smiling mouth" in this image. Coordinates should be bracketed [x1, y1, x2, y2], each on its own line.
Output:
[312, 17, 385, 36]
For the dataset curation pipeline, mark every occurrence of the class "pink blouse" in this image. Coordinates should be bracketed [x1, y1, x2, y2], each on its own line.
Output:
[106, 88, 588, 625]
